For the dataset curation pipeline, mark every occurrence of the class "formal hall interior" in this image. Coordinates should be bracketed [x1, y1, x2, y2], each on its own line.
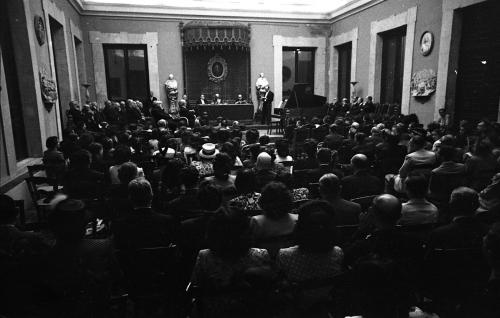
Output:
[1, 0, 500, 317]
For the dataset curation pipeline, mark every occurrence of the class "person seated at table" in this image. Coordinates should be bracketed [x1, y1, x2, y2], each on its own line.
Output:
[196, 94, 207, 105]
[235, 94, 247, 104]
[212, 94, 222, 105]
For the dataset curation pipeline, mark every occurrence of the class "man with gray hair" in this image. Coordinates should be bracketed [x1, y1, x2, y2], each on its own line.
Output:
[112, 178, 178, 250]
[341, 154, 383, 200]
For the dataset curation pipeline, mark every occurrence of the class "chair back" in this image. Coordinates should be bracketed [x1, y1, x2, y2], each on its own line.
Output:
[350, 195, 377, 212]
[396, 223, 437, 243]
[116, 245, 180, 297]
[423, 248, 489, 302]
[256, 233, 295, 259]
[336, 224, 359, 246]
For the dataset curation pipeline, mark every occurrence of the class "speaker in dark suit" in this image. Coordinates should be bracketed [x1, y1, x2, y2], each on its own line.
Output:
[261, 89, 274, 124]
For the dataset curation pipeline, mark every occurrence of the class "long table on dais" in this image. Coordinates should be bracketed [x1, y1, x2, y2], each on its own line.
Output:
[196, 104, 254, 120]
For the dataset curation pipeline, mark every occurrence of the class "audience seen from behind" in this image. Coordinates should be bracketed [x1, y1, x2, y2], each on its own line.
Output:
[3, 94, 500, 317]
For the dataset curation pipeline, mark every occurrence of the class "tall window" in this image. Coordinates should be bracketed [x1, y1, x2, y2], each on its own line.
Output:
[104, 44, 149, 102]
[337, 42, 352, 101]
[380, 26, 406, 105]
[282, 47, 315, 99]
[1, 14, 27, 160]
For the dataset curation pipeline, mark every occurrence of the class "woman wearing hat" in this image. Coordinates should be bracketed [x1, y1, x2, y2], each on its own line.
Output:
[191, 143, 219, 177]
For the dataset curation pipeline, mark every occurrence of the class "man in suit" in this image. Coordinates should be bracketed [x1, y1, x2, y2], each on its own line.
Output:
[319, 173, 361, 225]
[212, 94, 222, 105]
[150, 100, 171, 124]
[428, 187, 488, 250]
[261, 87, 274, 125]
[196, 94, 207, 105]
[112, 178, 179, 251]
[323, 124, 344, 150]
[344, 194, 423, 266]
[341, 154, 383, 200]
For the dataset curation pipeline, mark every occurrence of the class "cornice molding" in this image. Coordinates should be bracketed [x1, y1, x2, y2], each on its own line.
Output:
[73, 0, 385, 24]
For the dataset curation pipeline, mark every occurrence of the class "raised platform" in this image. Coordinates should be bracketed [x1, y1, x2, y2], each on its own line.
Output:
[197, 103, 254, 120]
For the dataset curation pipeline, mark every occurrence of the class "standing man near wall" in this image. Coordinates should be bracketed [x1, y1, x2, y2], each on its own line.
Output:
[261, 86, 274, 125]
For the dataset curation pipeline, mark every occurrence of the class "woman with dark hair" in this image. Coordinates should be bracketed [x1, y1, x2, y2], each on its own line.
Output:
[229, 169, 261, 211]
[190, 207, 271, 316]
[276, 200, 343, 313]
[109, 145, 144, 184]
[205, 153, 236, 189]
[160, 156, 185, 192]
[251, 182, 296, 239]
[274, 139, 293, 173]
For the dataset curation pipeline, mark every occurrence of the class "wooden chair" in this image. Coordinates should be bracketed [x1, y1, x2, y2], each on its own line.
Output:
[422, 248, 489, 304]
[25, 176, 58, 223]
[267, 114, 283, 135]
[351, 195, 378, 212]
[115, 245, 181, 315]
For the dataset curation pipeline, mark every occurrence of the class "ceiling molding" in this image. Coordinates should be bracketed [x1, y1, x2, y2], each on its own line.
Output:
[74, 0, 379, 23]
[68, 0, 84, 14]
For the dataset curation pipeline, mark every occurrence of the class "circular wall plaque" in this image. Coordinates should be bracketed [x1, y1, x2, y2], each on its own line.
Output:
[420, 31, 433, 56]
[34, 15, 46, 46]
[207, 55, 228, 83]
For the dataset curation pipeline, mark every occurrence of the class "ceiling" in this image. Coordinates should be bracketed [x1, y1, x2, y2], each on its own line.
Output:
[77, 0, 373, 22]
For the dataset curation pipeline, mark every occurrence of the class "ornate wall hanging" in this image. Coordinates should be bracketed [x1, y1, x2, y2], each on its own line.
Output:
[39, 71, 58, 111]
[411, 69, 437, 97]
[207, 54, 228, 83]
[181, 21, 250, 51]
[34, 15, 46, 46]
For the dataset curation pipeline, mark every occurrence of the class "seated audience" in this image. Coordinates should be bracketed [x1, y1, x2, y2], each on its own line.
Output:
[294, 139, 319, 171]
[465, 141, 500, 192]
[394, 135, 437, 193]
[428, 187, 488, 249]
[64, 149, 104, 199]
[345, 194, 423, 266]
[109, 145, 144, 184]
[205, 152, 236, 189]
[43, 198, 117, 316]
[319, 173, 361, 225]
[43, 136, 66, 181]
[229, 169, 261, 211]
[112, 178, 179, 250]
[190, 207, 272, 317]
[191, 143, 218, 177]
[253, 152, 277, 191]
[277, 200, 343, 312]
[167, 166, 201, 219]
[341, 154, 383, 200]
[108, 161, 138, 218]
[251, 181, 297, 239]
[398, 174, 438, 226]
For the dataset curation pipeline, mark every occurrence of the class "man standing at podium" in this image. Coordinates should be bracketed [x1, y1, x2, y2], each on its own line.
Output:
[261, 86, 274, 125]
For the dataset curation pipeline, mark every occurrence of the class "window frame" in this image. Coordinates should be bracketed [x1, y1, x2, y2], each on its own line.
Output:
[103, 44, 150, 102]
[283, 46, 316, 87]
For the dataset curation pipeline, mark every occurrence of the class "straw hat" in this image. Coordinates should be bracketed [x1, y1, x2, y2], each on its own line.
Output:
[199, 143, 219, 159]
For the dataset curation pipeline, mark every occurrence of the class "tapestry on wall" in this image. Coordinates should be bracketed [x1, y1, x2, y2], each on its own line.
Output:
[411, 69, 437, 97]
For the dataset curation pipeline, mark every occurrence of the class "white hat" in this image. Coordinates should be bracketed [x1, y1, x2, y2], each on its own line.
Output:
[199, 143, 219, 159]
[164, 147, 176, 159]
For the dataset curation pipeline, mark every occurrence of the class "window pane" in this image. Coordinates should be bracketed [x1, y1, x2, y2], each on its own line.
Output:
[282, 50, 295, 98]
[106, 49, 126, 100]
[127, 49, 147, 101]
[297, 50, 314, 84]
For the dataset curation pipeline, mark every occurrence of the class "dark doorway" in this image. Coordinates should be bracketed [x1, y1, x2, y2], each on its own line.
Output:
[455, 1, 500, 123]
[380, 26, 406, 105]
[49, 16, 68, 132]
[103, 44, 149, 102]
[337, 42, 352, 101]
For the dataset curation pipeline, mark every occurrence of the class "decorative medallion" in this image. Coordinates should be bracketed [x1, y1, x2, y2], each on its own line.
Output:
[411, 69, 437, 97]
[34, 15, 46, 46]
[207, 55, 228, 83]
[420, 31, 433, 56]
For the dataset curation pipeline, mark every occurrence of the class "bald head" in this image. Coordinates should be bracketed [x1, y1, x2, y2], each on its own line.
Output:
[372, 194, 402, 226]
[351, 154, 369, 170]
[319, 173, 341, 198]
